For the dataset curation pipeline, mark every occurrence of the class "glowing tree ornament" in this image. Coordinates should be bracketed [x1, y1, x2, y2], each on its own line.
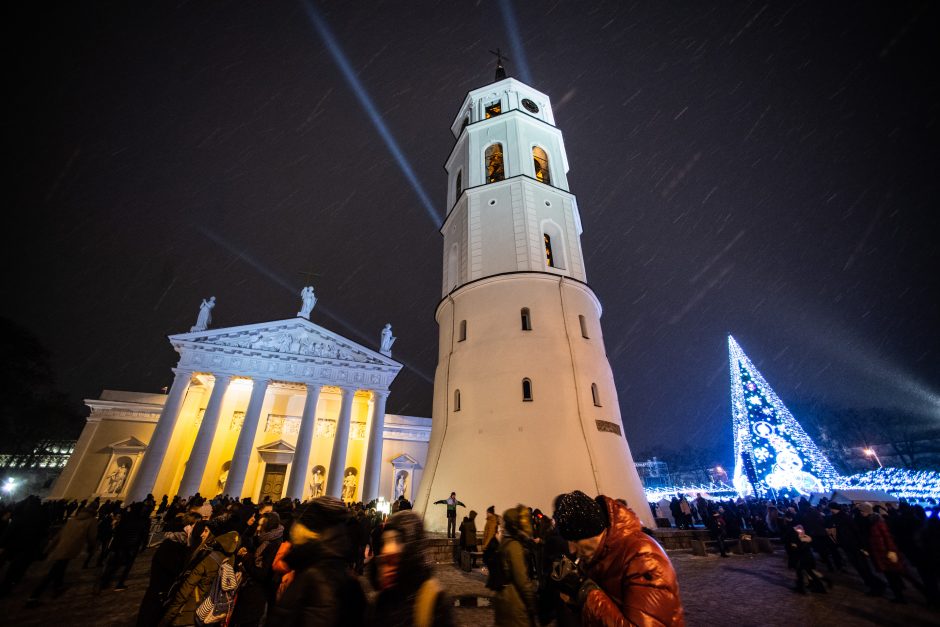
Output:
[729, 335, 842, 497]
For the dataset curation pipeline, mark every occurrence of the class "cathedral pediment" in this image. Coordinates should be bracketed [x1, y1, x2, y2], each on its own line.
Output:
[171, 318, 398, 369]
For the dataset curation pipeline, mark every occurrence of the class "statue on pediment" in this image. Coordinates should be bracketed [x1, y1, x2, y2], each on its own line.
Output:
[298, 286, 317, 320]
[191, 296, 216, 332]
[380, 323, 396, 357]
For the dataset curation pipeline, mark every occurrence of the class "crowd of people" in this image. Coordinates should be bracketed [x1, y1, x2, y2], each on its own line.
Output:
[0, 489, 687, 625]
[654, 492, 939, 603]
[5, 485, 937, 625]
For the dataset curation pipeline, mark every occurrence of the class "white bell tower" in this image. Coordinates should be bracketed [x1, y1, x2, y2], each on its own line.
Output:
[414, 66, 653, 530]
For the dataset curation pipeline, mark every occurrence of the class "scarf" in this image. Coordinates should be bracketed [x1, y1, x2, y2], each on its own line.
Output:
[255, 525, 284, 567]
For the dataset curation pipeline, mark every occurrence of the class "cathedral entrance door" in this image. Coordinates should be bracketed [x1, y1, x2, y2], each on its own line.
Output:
[260, 463, 287, 502]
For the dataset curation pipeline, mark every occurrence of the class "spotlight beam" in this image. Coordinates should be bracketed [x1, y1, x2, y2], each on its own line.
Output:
[498, 0, 533, 84]
[301, 1, 439, 225]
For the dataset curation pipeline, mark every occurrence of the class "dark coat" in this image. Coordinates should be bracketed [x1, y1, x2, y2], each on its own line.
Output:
[230, 531, 283, 625]
[581, 497, 685, 627]
[136, 532, 193, 627]
[160, 531, 240, 627]
[366, 510, 453, 627]
[266, 526, 365, 627]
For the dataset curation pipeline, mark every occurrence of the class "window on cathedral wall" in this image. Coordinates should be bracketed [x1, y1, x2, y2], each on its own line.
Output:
[458, 319, 467, 342]
[532, 147, 551, 185]
[522, 378, 533, 401]
[592, 383, 602, 407]
[455, 170, 462, 200]
[454, 389, 461, 412]
[579, 315, 590, 339]
[485, 144, 505, 183]
[521, 307, 532, 331]
[544, 234, 555, 267]
[485, 101, 501, 118]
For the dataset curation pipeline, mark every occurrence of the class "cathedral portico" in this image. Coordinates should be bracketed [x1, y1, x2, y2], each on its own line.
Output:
[63, 292, 418, 505]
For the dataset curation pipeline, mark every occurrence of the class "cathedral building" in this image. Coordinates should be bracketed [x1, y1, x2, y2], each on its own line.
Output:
[51, 306, 431, 506]
[413, 68, 653, 530]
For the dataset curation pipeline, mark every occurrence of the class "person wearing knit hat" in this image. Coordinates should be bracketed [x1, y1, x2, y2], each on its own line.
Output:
[552, 491, 685, 626]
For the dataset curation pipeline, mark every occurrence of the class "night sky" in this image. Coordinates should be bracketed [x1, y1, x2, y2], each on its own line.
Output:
[6, 2, 938, 462]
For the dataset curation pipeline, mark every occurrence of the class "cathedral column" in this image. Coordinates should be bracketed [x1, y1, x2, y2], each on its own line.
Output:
[125, 368, 193, 503]
[361, 390, 389, 503]
[223, 378, 270, 498]
[326, 387, 356, 498]
[285, 383, 322, 500]
[178, 374, 232, 497]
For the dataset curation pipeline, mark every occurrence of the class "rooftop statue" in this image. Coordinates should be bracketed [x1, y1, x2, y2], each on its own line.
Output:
[380, 323, 396, 357]
[298, 285, 317, 319]
[191, 296, 216, 333]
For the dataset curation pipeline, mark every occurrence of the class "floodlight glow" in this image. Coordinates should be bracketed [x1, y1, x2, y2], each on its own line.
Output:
[301, 1, 439, 224]
[2, 478, 15, 494]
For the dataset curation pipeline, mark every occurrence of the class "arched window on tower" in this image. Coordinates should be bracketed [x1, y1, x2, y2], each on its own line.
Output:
[542, 221, 567, 269]
[521, 307, 532, 331]
[455, 170, 462, 200]
[485, 144, 505, 183]
[591, 383, 602, 407]
[458, 319, 467, 342]
[532, 147, 551, 185]
[522, 378, 533, 401]
[454, 389, 461, 412]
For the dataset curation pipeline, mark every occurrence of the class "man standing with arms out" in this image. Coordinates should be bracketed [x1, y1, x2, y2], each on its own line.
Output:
[433, 492, 465, 539]
[553, 491, 685, 626]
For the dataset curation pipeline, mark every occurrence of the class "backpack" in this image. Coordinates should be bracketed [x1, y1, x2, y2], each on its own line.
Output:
[195, 554, 241, 625]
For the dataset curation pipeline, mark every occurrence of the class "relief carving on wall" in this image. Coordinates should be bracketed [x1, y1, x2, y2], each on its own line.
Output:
[230, 411, 245, 431]
[265, 414, 301, 435]
[202, 328, 376, 363]
[314, 418, 336, 439]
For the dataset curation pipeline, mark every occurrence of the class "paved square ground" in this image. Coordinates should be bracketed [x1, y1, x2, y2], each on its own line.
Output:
[1, 547, 936, 626]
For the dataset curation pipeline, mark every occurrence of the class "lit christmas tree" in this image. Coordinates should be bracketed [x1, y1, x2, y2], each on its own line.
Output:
[729, 335, 842, 497]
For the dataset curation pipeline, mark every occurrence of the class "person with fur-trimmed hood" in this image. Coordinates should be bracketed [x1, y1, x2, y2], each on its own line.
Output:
[367, 510, 453, 627]
[553, 491, 685, 626]
[266, 496, 366, 627]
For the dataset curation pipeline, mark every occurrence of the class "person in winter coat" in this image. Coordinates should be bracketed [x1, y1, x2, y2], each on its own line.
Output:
[266, 496, 365, 627]
[494, 505, 537, 627]
[482, 506, 500, 589]
[459, 511, 478, 552]
[784, 524, 829, 594]
[857, 502, 907, 602]
[828, 503, 885, 595]
[160, 530, 240, 626]
[230, 512, 284, 626]
[98, 502, 147, 591]
[26, 503, 98, 604]
[553, 490, 685, 626]
[136, 519, 208, 627]
[367, 510, 453, 627]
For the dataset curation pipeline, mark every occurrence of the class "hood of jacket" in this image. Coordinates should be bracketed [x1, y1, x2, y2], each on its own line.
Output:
[214, 530, 240, 555]
[367, 510, 432, 593]
[582, 496, 684, 626]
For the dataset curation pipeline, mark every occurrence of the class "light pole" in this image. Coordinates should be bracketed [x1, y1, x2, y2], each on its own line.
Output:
[863, 448, 883, 468]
